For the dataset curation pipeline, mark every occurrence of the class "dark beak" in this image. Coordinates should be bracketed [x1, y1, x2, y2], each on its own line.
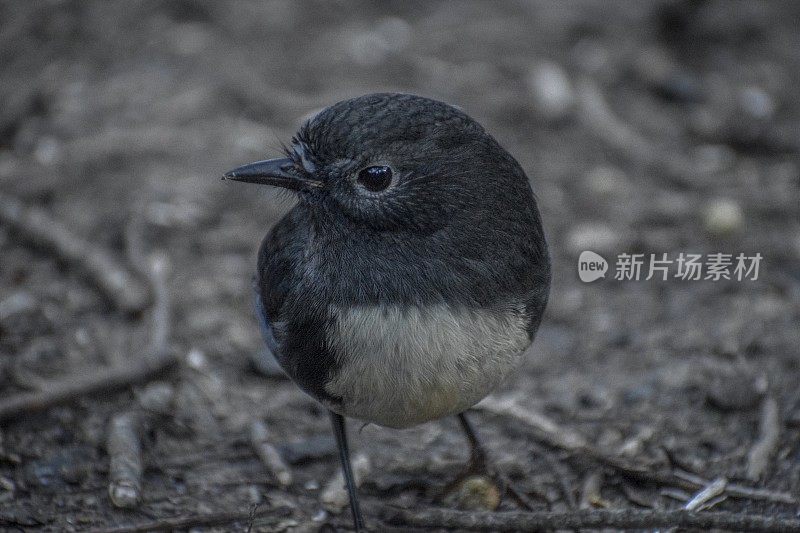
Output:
[222, 157, 321, 191]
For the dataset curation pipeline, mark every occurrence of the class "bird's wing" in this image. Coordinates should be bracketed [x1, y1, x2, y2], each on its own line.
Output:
[253, 275, 279, 356]
[252, 208, 304, 366]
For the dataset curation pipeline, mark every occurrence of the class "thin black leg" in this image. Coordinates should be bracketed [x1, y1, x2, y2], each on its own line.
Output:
[329, 411, 364, 531]
[456, 410, 535, 510]
[457, 411, 487, 469]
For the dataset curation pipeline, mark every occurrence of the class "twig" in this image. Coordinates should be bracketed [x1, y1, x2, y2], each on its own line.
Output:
[746, 396, 781, 480]
[125, 215, 170, 356]
[249, 420, 293, 486]
[0, 248, 175, 422]
[579, 471, 604, 509]
[576, 77, 659, 165]
[0, 193, 149, 313]
[107, 412, 142, 508]
[0, 354, 175, 422]
[246, 503, 259, 533]
[382, 507, 800, 532]
[481, 396, 797, 506]
[672, 469, 795, 506]
[478, 396, 587, 451]
[89, 507, 290, 533]
[684, 477, 727, 511]
[601, 455, 796, 505]
[530, 440, 576, 509]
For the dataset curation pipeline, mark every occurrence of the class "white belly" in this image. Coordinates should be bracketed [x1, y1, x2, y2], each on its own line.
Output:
[324, 303, 531, 428]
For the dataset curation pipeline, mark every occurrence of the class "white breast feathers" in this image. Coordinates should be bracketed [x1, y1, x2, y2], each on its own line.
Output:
[324, 303, 531, 428]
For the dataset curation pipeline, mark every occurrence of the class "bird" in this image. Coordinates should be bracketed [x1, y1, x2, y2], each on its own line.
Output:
[224, 93, 550, 531]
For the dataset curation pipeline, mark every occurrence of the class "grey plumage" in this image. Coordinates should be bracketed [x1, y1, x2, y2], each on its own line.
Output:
[225, 92, 550, 530]
[243, 93, 551, 424]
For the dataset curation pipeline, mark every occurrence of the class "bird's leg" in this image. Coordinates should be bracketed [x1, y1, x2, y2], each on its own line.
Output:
[329, 411, 364, 531]
[455, 410, 535, 510]
[457, 411, 488, 472]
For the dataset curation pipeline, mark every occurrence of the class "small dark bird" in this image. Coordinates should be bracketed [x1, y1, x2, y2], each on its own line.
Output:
[224, 93, 550, 530]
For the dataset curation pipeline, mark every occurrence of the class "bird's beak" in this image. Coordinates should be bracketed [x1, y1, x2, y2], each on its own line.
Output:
[222, 157, 322, 191]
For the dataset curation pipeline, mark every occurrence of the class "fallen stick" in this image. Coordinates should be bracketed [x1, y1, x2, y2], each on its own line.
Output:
[746, 396, 781, 480]
[0, 354, 175, 422]
[0, 193, 149, 313]
[89, 506, 291, 533]
[578, 470, 603, 509]
[249, 420, 293, 486]
[684, 477, 727, 511]
[107, 412, 143, 508]
[481, 395, 797, 506]
[598, 454, 796, 506]
[529, 440, 576, 509]
[0, 249, 175, 422]
[576, 77, 659, 166]
[478, 396, 587, 451]
[383, 507, 800, 532]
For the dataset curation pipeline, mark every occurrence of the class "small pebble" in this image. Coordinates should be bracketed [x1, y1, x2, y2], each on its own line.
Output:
[703, 198, 744, 236]
[527, 61, 575, 121]
[567, 223, 620, 255]
[33, 136, 62, 166]
[135, 382, 175, 414]
[186, 348, 207, 370]
[739, 86, 775, 119]
[583, 165, 628, 196]
[0, 291, 37, 321]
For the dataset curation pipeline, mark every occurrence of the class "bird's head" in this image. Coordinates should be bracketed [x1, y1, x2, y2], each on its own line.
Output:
[224, 93, 532, 234]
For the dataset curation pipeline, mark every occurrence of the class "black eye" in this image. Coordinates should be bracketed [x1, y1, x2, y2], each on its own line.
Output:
[357, 165, 392, 192]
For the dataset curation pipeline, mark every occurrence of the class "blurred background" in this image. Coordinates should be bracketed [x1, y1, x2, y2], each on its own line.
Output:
[0, 1, 799, 530]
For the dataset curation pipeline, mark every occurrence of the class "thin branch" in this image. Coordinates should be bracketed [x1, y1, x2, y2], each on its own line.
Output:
[481, 395, 797, 506]
[596, 453, 796, 506]
[673, 468, 795, 505]
[383, 507, 800, 532]
[576, 77, 659, 165]
[89, 507, 290, 533]
[0, 193, 149, 313]
[107, 412, 143, 508]
[746, 396, 781, 480]
[249, 420, 293, 486]
[0, 354, 175, 422]
[478, 396, 587, 451]
[684, 477, 727, 511]
[578, 470, 604, 509]
[530, 440, 576, 509]
[0, 242, 175, 422]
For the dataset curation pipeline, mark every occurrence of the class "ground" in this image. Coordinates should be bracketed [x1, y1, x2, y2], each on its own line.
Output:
[0, 1, 799, 531]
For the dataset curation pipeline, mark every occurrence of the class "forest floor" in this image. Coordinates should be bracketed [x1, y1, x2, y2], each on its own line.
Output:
[0, 1, 799, 531]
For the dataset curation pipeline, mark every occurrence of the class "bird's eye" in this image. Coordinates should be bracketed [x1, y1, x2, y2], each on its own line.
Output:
[357, 166, 392, 192]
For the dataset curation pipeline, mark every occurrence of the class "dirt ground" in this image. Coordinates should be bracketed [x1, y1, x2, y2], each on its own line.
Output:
[1, 1, 799, 531]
